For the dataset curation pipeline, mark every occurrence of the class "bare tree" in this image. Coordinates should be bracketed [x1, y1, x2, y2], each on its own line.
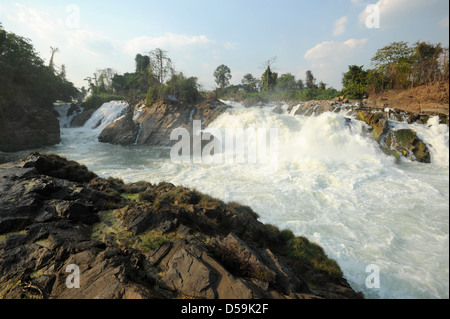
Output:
[148, 48, 174, 98]
[49, 47, 59, 72]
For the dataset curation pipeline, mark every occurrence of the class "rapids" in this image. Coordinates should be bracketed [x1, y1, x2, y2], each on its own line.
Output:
[31, 101, 450, 298]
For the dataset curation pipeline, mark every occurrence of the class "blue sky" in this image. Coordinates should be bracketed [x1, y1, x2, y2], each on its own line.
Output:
[1, 0, 448, 90]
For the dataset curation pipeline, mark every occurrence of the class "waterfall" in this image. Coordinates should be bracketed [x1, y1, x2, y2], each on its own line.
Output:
[83, 101, 128, 131]
[134, 123, 143, 145]
[189, 108, 195, 122]
[54, 103, 72, 128]
[289, 104, 301, 115]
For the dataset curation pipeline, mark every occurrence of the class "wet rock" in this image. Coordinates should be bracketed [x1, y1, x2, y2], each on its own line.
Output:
[98, 113, 140, 145]
[99, 100, 229, 147]
[356, 111, 389, 142]
[384, 129, 431, 163]
[70, 108, 96, 127]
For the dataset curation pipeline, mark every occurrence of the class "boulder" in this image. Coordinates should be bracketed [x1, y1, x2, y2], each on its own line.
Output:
[98, 114, 140, 145]
[356, 111, 389, 142]
[70, 108, 96, 127]
[384, 129, 431, 163]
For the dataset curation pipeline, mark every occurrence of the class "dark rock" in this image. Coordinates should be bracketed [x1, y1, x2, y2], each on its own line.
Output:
[20, 152, 97, 183]
[384, 129, 431, 163]
[70, 108, 96, 127]
[98, 114, 140, 145]
[118, 204, 174, 235]
[356, 111, 389, 142]
[0, 99, 60, 152]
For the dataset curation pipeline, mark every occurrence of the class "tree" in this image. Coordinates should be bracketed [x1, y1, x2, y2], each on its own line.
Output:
[305, 70, 317, 90]
[0, 25, 78, 106]
[241, 73, 258, 92]
[214, 64, 232, 92]
[342, 65, 368, 99]
[149, 48, 174, 99]
[276, 73, 297, 92]
[164, 72, 201, 103]
[411, 41, 444, 85]
[371, 41, 412, 90]
[261, 67, 278, 92]
[135, 53, 150, 74]
[49, 46, 59, 72]
[261, 57, 278, 92]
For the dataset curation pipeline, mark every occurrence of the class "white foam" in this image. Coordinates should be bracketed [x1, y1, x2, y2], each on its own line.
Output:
[84, 101, 128, 131]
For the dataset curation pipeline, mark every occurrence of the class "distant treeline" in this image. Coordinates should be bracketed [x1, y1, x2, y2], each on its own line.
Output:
[3, 22, 447, 113]
[82, 40, 449, 108]
[342, 41, 448, 99]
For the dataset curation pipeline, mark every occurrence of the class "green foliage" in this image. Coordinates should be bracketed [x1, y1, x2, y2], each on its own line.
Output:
[366, 40, 447, 93]
[261, 67, 278, 92]
[145, 86, 159, 106]
[214, 64, 232, 90]
[285, 236, 343, 280]
[241, 73, 259, 93]
[276, 73, 297, 92]
[0, 25, 79, 107]
[164, 72, 201, 103]
[305, 70, 317, 90]
[342, 65, 368, 99]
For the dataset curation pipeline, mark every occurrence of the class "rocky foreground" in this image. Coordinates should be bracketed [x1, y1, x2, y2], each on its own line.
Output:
[0, 153, 362, 299]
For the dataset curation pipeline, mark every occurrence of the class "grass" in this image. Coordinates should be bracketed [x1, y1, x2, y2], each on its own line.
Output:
[90, 209, 183, 253]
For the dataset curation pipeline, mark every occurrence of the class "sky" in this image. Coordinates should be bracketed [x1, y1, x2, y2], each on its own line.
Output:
[1, 0, 449, 91]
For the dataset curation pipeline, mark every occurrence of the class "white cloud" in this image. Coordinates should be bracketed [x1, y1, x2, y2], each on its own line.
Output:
[124, 33, 214, 56]
[304, 38, 368, 61]
[358, 0, 436, 30]
[304, 38, 369, 88]
[333, 16, 348, 36]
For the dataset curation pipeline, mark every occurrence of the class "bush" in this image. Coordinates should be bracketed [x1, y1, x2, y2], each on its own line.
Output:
[145, 86, 159, 106]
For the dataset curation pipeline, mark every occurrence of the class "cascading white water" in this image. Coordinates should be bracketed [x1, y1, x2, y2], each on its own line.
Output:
[42, 101, 449, 299]
[83, 101, 128, 131]
[54, 103, 74, 128]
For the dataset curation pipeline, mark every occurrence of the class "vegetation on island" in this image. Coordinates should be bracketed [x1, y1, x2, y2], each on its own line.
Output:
[82, 48, 202, 110]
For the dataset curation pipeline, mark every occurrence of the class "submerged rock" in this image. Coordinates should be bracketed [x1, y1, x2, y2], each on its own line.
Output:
[0, 152, 363, 299]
